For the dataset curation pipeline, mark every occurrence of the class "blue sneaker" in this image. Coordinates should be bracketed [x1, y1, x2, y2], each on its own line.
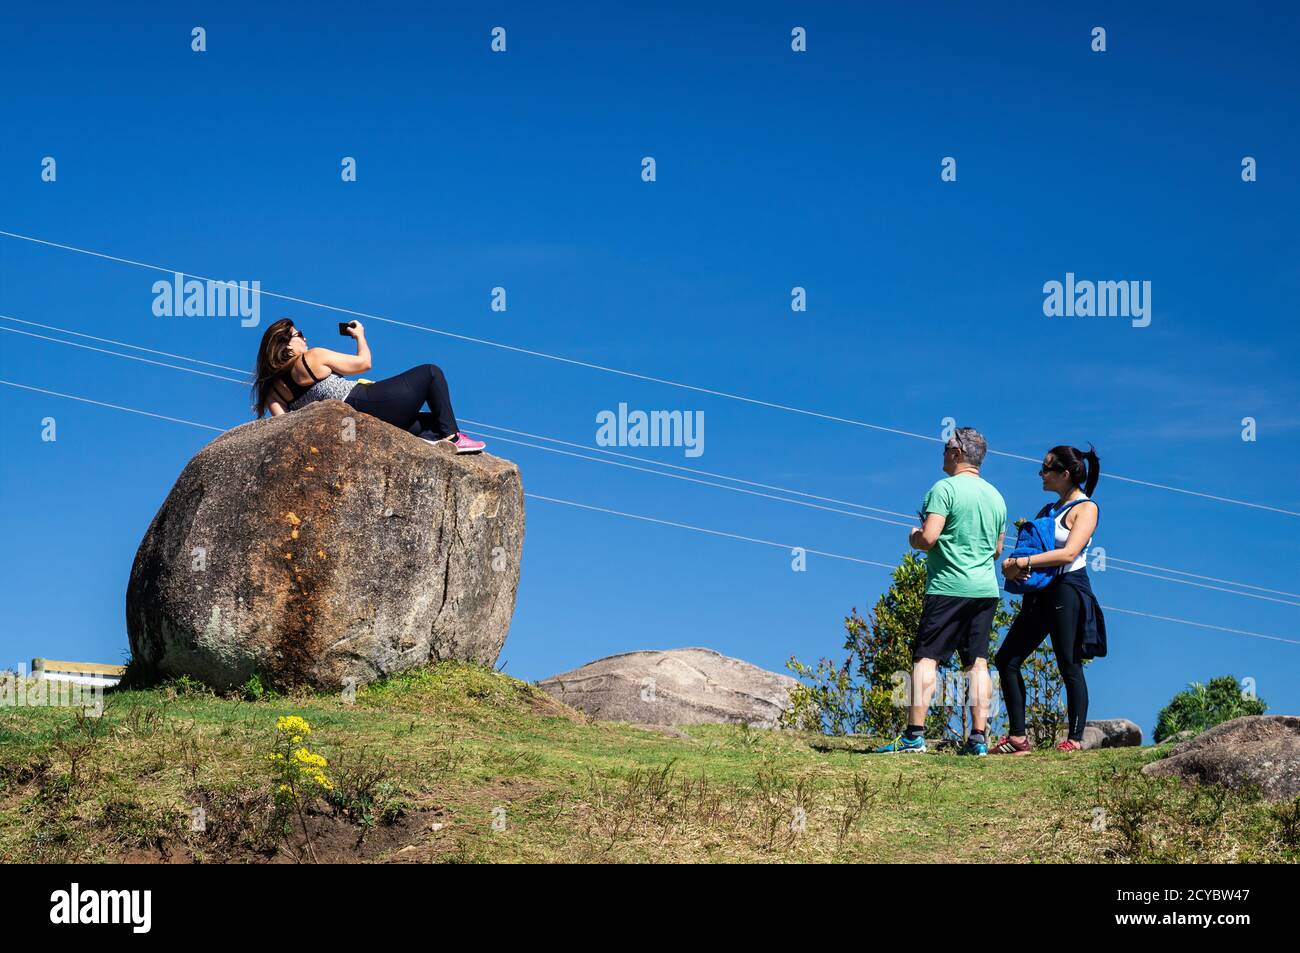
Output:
[872, 734, 927, 754]
[959, 738, 988, 757]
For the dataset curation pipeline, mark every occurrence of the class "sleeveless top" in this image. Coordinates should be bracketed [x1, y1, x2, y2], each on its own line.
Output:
[275, 354, 356, 411]
[1052, 497, 1095, 574]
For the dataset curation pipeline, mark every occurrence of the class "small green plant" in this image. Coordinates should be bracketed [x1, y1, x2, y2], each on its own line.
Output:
[1153, 675, 1266, 743]
[1272, 797, 1300, 851]
[730, 723, 763, 752]
[834, 773, 878, 851]
[325, 747, 406, 830]
[50, 705, 113, 795]
[163, 675, 211, 698]
[751, 755, 813, 852]
[241, 673, 280, 702]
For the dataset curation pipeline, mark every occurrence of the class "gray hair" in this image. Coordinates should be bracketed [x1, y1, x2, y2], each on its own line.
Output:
[952, 427, 988, 467]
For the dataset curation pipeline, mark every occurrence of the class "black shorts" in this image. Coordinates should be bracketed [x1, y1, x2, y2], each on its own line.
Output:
[912, 594, 999, 667]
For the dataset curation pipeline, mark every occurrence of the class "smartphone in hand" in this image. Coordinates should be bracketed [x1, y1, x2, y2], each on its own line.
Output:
[338, 321, 355, 336]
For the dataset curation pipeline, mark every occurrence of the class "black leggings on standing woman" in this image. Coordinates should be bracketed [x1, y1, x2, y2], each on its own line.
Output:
[994, 580, 1089, 741]
[344, 363, 460, 439]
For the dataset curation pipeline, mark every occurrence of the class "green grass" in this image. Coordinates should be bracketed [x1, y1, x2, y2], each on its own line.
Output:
[1, 662, 1296, 863]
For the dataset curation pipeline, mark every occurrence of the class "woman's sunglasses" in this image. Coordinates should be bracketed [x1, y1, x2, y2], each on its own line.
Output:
[1039, 462, 1067, 475]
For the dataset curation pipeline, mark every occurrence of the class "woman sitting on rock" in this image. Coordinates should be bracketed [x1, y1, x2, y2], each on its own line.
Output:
[251, 317, 485, 453]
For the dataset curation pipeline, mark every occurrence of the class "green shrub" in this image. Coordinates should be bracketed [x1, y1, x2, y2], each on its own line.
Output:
[784, 552, 1064, 742]
[240, 673, 281, 702]
[1153, 675, 1266, 743]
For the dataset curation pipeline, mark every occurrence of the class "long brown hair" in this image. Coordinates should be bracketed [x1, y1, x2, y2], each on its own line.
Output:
[252, 318, 300, 417]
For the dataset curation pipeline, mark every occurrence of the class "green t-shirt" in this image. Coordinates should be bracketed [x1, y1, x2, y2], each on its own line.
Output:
[921, 474, 1007, 597]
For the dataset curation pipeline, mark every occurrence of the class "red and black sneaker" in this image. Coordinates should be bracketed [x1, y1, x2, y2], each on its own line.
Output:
[990, 735, 1033, 756]
[1055, 739, 1084, 752]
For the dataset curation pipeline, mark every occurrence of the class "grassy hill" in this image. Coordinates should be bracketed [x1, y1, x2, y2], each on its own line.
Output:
[1, 662, 1295, 863]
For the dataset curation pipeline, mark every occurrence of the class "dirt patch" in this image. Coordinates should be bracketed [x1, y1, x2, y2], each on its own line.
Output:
[112, 778, 548, 864]
[117, 805, 452, 864]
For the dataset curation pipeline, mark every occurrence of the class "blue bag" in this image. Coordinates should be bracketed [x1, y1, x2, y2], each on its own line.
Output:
[1003, 499, 1091, 594]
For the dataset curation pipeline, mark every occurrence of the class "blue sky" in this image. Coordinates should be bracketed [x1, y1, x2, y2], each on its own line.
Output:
[2, 2, 1297, 739]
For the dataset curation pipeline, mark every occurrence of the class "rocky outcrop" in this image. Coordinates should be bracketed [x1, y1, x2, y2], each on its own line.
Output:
[126, 401, 524, 691]
[1074, 718, 1143, 750]
[537, 648, 798, 728]
[1142, 715, 1300, 802]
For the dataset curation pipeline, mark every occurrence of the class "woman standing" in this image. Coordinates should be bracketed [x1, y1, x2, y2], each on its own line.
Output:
[992, 445, 1106, 753]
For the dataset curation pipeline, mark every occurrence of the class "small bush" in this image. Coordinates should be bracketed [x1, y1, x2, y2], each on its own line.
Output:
[240, 673, 280, 702]
[1153, 675, 1266, 743]
[1083, 767, 1280, 863]
[1272, 797, 1300, 851]
[325, 748, 407, 829]
[783, 552, 1069, 744]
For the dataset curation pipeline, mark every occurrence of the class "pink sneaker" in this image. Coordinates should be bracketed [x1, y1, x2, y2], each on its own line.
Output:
[449, 432, 485, 454]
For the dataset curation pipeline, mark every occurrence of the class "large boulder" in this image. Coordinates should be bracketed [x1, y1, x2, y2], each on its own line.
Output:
[126, 401, 524, 691]
[1070, 718, 1143, 750]
[1142, 715, 1300, 802]
[537, 648, 798, 728]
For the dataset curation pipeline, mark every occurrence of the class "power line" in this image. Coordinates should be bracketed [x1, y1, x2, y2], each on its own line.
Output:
[466, 431, 916, 529]
[0, 325, 248, 385]
[1, 378, 1296, 648]
[1102, 558, 1300, 600]
[0, 314, 252, 374]
[528, 495, 1300, 646]
[1099, 606, 1300, 647]
[5, 313, 1298, 605]
[1101, 564, 1300, 609]
[482, 428, 1300, 608]
[460, 418, 917, 520]
[465, 417, 1300, 600]
[524, 494, 896, 567]
[0, 380, 226, 432]
[2, 228, 1295, 517]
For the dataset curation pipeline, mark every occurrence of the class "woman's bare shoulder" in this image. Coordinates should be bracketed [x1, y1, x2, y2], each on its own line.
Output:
[303, 348, 337, 375]
[1065, 498, 1099, 527]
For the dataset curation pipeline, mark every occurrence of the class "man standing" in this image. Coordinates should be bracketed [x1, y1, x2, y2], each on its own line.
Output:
[873, 427, 1006, 756]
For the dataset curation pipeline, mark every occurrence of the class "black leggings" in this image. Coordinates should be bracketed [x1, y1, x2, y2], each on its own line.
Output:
[994, 581, 1089, 740]
[344, 364, 460, 439]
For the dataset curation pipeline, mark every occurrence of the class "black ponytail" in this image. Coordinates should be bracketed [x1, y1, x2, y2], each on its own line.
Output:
[1080, 445, 1100, 496]
[1048, 444, 1101, 496]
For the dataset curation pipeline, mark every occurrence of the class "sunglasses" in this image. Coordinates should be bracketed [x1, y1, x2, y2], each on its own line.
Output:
[1039, 462, 1068, 475]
